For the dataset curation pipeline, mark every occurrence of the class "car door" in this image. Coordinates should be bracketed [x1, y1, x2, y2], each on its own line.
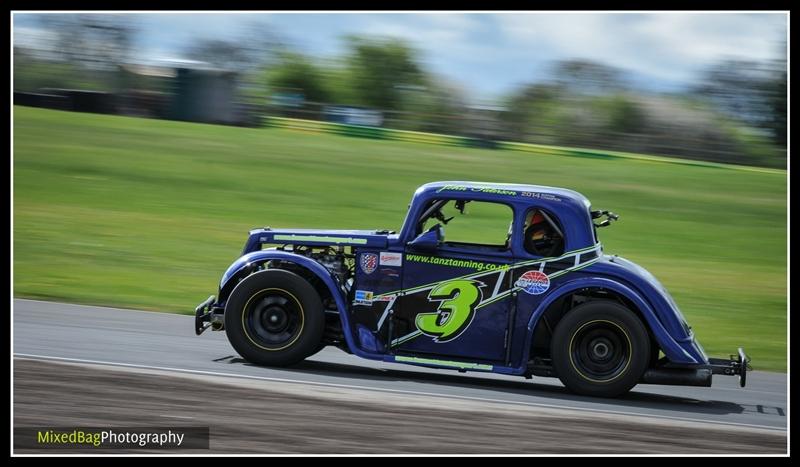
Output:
[390, 198, 515, 362]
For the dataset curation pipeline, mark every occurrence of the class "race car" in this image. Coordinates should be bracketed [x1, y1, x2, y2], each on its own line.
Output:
[195, 181, 749, 397]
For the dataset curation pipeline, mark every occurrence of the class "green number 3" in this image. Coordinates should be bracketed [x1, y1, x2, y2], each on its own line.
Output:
[416, 280, 483, 342]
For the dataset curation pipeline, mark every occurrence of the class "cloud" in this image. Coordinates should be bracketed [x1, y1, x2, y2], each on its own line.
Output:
[12, 25, 58, 49]
[494, 13, 786, 83]
[12, 12, 787, 98]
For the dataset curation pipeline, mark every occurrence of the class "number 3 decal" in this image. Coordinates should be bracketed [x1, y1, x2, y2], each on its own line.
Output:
[416, 280, 483, 343]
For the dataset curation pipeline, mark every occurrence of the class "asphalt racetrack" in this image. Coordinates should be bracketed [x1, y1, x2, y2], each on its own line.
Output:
[13, 299, 787, 454]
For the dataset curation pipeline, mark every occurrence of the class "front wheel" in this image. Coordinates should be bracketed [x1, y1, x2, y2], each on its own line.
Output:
[224, 269, 325, 366]
[550, 300, 650, 398]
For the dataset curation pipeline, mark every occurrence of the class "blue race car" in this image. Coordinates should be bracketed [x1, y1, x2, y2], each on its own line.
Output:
[195, 181, 749, 397]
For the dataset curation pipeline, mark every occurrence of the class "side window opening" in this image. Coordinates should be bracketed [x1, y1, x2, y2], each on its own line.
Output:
[417, 199, 513, 251]
[523, 208, 565, 257]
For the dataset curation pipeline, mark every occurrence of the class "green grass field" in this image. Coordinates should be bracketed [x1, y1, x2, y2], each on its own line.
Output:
[13, 106, 788, 371]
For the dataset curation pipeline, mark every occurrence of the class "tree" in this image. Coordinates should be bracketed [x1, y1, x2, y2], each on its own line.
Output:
[692, 54, 787, 147]
[693, 60, 772, 125]
[19, 14, 138, 92]
[265, 52, 333, 103]
[185, 39, 252, 72]
[501, 83, 565, 143]
[38, 14, 137, 70]
[602, 95, 646, 134]
[342, 36, 425, 111]
[550, 59, 626, 96]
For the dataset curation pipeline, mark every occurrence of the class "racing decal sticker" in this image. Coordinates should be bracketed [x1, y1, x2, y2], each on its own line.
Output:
[515, 270, 551, 295]
[360, 253, 378, 275]
[405, 253, 507, 272]
[385, 243, 604, 348]
[416, 279, 484, 342]
[520, 191, 562, 202]
[435, 184, 517, 196]
[354, 290, 374, 305]
[379, 251, 403, 267]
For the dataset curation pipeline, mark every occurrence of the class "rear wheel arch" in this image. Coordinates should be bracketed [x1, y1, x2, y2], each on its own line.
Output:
[529, 287, 661, 366]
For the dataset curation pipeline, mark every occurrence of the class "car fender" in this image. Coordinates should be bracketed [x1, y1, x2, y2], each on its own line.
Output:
[218, 250, 384, 360]
[524, 277, 702, 365]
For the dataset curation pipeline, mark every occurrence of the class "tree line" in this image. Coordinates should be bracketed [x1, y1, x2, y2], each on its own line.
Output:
[13, 15, 787, 168]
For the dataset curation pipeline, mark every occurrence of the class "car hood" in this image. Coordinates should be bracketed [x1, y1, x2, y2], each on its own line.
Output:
[242, 228, 390, 253]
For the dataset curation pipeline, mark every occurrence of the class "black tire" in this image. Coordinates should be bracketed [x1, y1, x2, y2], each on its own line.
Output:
[225, 269, 325, 366]
[550, 300, 650, 398]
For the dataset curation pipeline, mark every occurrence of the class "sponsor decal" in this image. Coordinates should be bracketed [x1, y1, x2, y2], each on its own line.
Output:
[405, 254, 508, 272]
[432, 185, 563, 201]
[373, 294, 395, 302]
[521, 192, 562, 202]
[379, 267, 400, 277]
[416, 279, 484, 343]
[273, 234, 368, 245]
[360, 253, 378, 274]
[354, 290, 374, 305]
[435, 184, 518, 196]
[379, 251, 403, 267]
[388, 244, 603, 348]
[515, 270, 550, 295]
[395, 355, 493, 371]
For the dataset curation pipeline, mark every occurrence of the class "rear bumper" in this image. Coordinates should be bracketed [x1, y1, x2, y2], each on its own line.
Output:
[705, 347, 751, 388]
[641, 348, 751, 388]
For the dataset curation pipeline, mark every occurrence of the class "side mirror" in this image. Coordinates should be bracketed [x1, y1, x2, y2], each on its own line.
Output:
[408, 225, 442, 252]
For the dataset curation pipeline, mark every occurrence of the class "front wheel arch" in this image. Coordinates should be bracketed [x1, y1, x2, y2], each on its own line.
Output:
[224, 269, 326, 366]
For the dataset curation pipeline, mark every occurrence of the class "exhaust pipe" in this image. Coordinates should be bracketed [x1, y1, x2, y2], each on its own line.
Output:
[641, 368, 712, 387]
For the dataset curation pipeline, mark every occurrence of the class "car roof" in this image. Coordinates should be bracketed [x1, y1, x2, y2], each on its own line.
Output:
[416, 181, 591, 206]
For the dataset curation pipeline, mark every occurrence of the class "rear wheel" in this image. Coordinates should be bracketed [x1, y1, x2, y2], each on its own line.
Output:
[225, 269, 325, 366]
[550, 300, 650, 397]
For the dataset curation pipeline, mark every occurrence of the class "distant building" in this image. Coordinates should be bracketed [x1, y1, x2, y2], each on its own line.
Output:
[169, 67, 238, 125]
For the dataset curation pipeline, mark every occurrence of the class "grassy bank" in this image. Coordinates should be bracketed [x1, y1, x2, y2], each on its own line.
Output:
[13, 107, 787, 370]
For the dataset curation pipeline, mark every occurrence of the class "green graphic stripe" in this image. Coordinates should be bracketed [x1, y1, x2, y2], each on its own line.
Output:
[395, 355, 493, 371]
[514, 244, 601, 268]
[391, 330, 422, 347]
[476, 290, 514, 309]
[544, 256, 602, 280]
[376, 243, 602, 298]
[391, 256, 604, 348]
[272, 234, 368, 245]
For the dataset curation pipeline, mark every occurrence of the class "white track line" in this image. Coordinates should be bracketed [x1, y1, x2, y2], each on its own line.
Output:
[14, 353, 786, 433]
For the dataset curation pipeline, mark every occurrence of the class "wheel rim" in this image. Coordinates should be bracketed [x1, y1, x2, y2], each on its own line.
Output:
[243, 289, 304, 350]
[569, 320, 632, 383]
